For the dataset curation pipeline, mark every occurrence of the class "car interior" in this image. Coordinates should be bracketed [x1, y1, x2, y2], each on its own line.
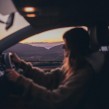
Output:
[0, 0, 109, 109]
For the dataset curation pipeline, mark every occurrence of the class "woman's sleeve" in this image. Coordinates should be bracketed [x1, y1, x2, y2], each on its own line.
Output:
[17, 60, 63, 88]
[15, 65, 94, 106]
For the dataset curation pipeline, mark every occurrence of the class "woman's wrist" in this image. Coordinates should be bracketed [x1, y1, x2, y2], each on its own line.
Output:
[6, 69, 21, 82]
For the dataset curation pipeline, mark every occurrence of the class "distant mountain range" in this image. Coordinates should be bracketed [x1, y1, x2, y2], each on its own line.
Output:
[28, 42, 64, 49]
[5, 43, 64, 61]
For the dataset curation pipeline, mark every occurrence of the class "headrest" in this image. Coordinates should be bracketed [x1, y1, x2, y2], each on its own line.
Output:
[96, 24, 109, 46]
[86, 51, 105, 73]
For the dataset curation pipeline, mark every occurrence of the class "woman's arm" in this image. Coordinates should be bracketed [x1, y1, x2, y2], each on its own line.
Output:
[12, 53, 63, 86]
[16, 59, 63, 88]
[15, 64, 94, 107]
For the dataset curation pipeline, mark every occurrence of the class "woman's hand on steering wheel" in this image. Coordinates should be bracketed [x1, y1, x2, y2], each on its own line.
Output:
[11, 53, 22, 64]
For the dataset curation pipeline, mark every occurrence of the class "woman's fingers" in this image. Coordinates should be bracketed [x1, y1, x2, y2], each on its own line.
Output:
[6, 69, 20, 82]
[11, 53, 21, 63]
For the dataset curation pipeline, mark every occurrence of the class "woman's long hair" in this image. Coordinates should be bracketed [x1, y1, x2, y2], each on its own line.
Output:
[62, 28, 91, 75]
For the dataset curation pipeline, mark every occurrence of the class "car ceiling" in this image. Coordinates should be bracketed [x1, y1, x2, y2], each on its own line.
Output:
[12, 0, 109, 26]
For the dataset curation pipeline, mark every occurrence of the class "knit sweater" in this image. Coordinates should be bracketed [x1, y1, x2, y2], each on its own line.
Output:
[15, 58, 94, 109]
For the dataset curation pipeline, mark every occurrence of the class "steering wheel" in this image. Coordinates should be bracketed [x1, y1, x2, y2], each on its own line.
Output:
[0, 52, 24, 79]
[4, 52, 24, 72]
[0, 52, 14, 78]
[2, 52, 15, 69]
[0, 52, 23, 99]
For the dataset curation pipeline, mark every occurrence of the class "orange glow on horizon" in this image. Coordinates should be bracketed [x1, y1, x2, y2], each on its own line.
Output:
[21, 39, 63, 43]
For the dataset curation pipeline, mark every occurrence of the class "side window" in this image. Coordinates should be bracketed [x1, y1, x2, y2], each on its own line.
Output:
[5, 28, 73, 69]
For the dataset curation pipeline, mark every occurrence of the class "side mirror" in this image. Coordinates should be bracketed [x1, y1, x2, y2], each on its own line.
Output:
[5, 13, 15, 30]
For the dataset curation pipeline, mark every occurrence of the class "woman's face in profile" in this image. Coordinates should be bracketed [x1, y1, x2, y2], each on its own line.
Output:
[63, 39, 79, 58]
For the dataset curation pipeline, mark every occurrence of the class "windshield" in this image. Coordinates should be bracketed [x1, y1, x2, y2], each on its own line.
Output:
[21, 27, 74, 44]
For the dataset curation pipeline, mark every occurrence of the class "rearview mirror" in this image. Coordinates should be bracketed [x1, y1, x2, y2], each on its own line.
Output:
[5, 13, 15, 30]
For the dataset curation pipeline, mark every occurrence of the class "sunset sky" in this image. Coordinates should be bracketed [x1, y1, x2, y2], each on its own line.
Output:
[0, 12, 74, 43]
